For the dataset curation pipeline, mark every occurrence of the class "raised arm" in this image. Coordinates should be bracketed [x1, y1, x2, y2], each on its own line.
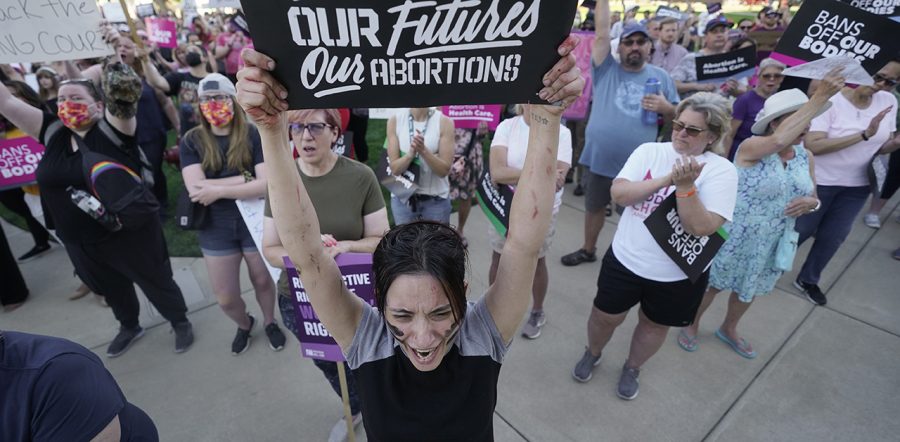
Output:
[0, 81, 43, 139]
[592, 0, 612, 65]
[141, 51, 172, 93]
[486, 36, 585, 344]
[236, 49, 364, 351]
[738, 70, 844, 165]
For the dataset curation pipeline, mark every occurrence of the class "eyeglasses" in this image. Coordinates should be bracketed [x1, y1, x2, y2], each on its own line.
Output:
[199, 95, 231, 103]
[760, 73, 785, 81]
[290, 122, 333, 137]
[621, 38, 648, 47]
[672, 120, 707, 137]
[873, 74, 899, 87]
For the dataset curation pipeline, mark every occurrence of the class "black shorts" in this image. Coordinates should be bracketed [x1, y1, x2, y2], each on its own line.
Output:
[592, 247, 709, 327]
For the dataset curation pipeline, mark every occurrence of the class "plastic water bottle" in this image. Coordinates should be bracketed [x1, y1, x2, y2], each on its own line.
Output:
[642, 78, 661, 126]
[67, 186, 121, 232]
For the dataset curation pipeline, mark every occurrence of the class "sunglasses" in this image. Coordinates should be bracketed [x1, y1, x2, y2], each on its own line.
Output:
[760, 73, 785, 81]
[621, 38, 648, 47]
[290, 122, 333, 137]
[199, 94, 231, 103]
[672, 120, 707, 137]
[873, 74, 899, 87]
[739, 25, 753, 31]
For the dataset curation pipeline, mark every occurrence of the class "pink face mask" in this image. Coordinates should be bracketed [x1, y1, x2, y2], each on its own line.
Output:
[57, 101, 94, 130]
[199, 99, 234, 127]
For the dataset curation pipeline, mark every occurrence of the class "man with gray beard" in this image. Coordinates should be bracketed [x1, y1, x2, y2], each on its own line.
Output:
[562, 0, 680, 267]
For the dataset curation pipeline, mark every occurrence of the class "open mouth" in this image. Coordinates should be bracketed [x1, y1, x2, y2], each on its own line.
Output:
[301, 146, 317, 153]
[409, 345, 438, 364]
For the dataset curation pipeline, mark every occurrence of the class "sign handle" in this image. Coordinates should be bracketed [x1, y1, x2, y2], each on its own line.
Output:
[337, 363, 356, 442]
[118, 0, 145, 50]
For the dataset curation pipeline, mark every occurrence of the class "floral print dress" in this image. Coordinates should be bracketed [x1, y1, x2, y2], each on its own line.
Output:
[710, 146, 814, 301]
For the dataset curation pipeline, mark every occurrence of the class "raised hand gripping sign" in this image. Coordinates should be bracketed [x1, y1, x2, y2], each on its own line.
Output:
[239, 0, 579, 109]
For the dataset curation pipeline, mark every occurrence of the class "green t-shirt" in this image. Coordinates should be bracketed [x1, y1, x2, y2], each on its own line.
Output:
[265, 155, 385, 295]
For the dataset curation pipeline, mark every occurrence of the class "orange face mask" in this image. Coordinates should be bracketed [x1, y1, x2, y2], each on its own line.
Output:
[199, 100, 234, 127]
[57, 101, 94, 130]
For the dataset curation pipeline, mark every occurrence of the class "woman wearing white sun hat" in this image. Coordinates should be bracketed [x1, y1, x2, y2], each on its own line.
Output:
[677, 69, 846, 359]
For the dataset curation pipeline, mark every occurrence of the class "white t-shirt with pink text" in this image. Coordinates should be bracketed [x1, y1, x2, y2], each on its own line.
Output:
[809, 91, 898, 187]
[613, 142, 738, 282]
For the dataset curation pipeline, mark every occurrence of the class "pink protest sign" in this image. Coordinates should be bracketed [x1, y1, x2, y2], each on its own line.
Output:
[563, 31, 595, 121]
[0, 137, 45, 191]
[441, 105, 503, 130]
[145, 17, 178, 49]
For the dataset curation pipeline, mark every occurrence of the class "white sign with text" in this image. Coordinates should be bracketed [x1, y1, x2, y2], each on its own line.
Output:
[0, 0, 113, 63]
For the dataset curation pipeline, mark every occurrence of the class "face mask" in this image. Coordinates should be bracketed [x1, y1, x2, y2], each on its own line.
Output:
[57, 101, 95, 130]
[185, 52, 203, 67]
[200, 99, 234, 127]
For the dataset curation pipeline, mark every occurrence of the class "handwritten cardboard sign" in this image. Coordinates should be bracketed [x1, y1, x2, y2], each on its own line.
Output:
[441, 105, 502, 130]
[239, 0, 579, 108]
[772, 0, 900, 74]
[285, 253, 376, 362]
[0, 137, 45, 191]
[695, 45, 757, 83]
[145, 17, 178, 49]
[644, 194, 727, 283]
[0, 0, 114, 63]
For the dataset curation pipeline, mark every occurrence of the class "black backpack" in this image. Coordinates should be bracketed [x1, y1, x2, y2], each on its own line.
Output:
[45, 120, 159, 231]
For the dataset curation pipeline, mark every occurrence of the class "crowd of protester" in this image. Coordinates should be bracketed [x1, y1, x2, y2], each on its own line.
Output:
[2, 1, 900, 440]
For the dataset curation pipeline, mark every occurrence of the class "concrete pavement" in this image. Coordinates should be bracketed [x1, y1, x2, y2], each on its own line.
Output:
[2, 184, 899, 442]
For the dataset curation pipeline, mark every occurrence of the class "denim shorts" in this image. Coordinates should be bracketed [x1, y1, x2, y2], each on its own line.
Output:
[198, 216, 257, 256]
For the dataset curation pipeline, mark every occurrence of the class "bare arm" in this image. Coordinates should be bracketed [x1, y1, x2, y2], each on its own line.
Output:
[156, 90, 180, 135]
[487, 36, 584, 344]
[237, 49, 363, 350]
[611, 174, 673, 207]
[386, 116, 416, 175]
[141, 53, 172, 93]
[415, 116, 454, 177]
[489, 146, 522, 185]
[262, 216, 289, 270]
[0, 81, 43, 139]
[672, 157, 725, 236]
[880, 133, 900, 155]
[216, 163, 268, 200]
[592, 0, 611, 65]
[329, 208, 390, 257]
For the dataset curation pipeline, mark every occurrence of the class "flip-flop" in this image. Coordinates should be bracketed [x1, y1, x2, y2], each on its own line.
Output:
[715, 329, 757, 359]
[677, 329, 699, 352]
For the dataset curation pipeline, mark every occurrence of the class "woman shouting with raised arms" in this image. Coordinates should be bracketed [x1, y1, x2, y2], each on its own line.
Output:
[235, 36, 583, 441]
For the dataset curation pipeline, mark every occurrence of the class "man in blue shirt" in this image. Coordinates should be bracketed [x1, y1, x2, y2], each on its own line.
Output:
[562, 0, 680, 267]
[1, 330, 159, 441]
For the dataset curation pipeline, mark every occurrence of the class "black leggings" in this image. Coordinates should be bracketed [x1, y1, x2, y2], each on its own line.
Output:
[65, 216, 187, 329]
[0, 188, 50, 246]
[880, 151, 900, 200]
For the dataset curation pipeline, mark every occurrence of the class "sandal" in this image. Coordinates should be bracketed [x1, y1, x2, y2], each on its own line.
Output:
[715, 329, 757, 359]
[677, 329, 699, 352]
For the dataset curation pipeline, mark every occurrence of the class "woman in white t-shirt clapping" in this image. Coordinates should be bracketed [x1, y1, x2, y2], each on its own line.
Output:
[488, 104, 572, 339]
[571, 93, 738, 401]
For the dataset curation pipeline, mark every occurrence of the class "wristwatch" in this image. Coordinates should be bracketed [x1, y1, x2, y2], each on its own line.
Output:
[809, 198, 821, 213]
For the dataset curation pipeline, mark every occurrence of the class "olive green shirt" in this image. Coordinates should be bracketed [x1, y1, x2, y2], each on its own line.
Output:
[265, 156, 385, 296]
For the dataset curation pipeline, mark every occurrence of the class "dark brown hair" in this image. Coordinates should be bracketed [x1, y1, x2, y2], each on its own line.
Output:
[373, 221, 468, 324]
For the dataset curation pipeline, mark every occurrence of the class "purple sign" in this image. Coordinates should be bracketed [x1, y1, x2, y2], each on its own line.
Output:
[441, 105, 503, 130]
[145, 17, 178, 49]
[284, 253, 376, 362]
[563, 31, 594, 121]
[0, 137, 45, 191]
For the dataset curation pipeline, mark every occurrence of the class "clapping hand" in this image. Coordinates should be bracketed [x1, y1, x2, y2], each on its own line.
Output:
[864, 106, 893, 140]
[671, 155, 705, 190]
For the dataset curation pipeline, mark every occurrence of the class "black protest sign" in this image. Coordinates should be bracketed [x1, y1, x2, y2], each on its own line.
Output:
[772, 0, 900, 74]
[695, 45, 757, 83]
[476, 169, 514, 237]
[376, 152, 419, 203]
[643, 194, 728, 283]
[841, 0, 900, 20]
[238, 0, 578, 109]
[332, 131, 355, 158]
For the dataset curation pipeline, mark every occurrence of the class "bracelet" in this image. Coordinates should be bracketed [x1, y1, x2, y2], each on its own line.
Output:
[675, 187, 697, 198]
[809, 198, 821, 213]
[861, 131, 869, 141]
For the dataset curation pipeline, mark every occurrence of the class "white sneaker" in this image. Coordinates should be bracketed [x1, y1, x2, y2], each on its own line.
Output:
[863, 213, 881, 229]
[328, 413, 362, 442]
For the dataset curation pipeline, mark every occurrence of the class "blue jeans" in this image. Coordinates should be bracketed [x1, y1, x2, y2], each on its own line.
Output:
[390, 194, 451, 225]
[796, 185, 869, 285]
